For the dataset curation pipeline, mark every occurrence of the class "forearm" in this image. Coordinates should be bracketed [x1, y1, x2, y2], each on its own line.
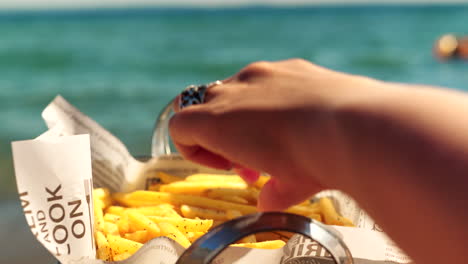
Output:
[331, 83, 468, 263]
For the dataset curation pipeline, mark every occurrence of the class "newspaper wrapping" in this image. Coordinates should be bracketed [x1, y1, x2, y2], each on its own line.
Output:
[11, 96, 412, 264]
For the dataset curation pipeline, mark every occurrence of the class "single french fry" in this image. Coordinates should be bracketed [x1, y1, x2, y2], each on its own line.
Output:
[231, 240, 286, 249]
[160, 181, 248, 195]
[148, 184, 162, 192]
[115, 191, 257, 215]
[218, 195, 249, 204]
[180, 204, 227, 220]
[93, 188, 112, 209]
[113, 252, 132, 261]
[286, 204, 321, 216]
[253, 175, 270, 188]
[129, 205, 182, 218]
[298, 200, 309, 206]
[255, 232, 284, 242]
[106, 206, 126, 216]
[107, 235, 143, 256]
[95, 231, 112, 262]
[185, 174, 245, 183]
[126, 211, 161, 237]
[212, 220, 224, 228]
[186, 231, 205, 243]
[239, 235, 256, 243]
[103, 222, 120, 236]
[116, 215, 130, 235]
[226, 209, 242, 220]
[103, 213, 121, 223]
[147, 216, 213, 233]
[93, 197, 105, 232]
[158, 171, 183, 184]
[319, 197, 349, 226]
[308, 213, 323, 222]
[158, 222, 191, 248]
[203, 188, 258, 202]
[341, 217, 355, 227]
[319, 197, 338, 225]
[124, 230, 149, 244]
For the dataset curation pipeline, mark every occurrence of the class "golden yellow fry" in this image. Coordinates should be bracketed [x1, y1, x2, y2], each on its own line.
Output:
[186, 231, 205, 243]
[231, 240, 286, 249]
[147, 216, 213, 233]
[129, 205, 182, 218]
[253, 175, 270, 188]
[158, 222, 191, 248]
[115, 191, 257, 215]
[203, 188, 259, 202]
[180, 204, 227, 220]
[341, 217, 355, 227]
[308, 213, 322, 222]
[107, 235, 143, 256]
[226, 209, 242, 220]
[93, 188, 112, 209]
[148, 183, 162, 192]
[185, 174, 245, 183]
[106, 206, 126, 216]
[286, 204, 321, 216]
[124, 230, 149, 244]
[255, 232, 284, 242]
[319, 197, 353, 226]
[158, 171, 183, 184]
[126, 211, 161, 237]
[319, 197, 339, 225]
[93, 197, 105, 232]
[103, 222, 120, 236]
[218, 195, 249, 204]
[95, 231, 112, 262]
[116, 215, 130, 235]
[160, 181, 248, 195]
[239, 235, 256, 243]
[103, 213, 121, 223]
[113, 252, 132, 261]
[298, 200, 309, 206]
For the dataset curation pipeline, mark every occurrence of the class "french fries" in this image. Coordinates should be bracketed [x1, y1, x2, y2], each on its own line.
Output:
[231, 240, 286, 249]
[93, 173, 354, 261]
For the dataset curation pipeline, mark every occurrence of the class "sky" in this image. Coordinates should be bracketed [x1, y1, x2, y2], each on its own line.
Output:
[1, 0, 468, 10]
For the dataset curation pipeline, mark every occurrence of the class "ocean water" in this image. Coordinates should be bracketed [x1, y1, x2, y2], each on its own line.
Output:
[0, 5, 467, 262]
[2, 5, 468, 195]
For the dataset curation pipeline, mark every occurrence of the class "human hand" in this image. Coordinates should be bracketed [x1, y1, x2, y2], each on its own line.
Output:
[169, 59, 380, 211]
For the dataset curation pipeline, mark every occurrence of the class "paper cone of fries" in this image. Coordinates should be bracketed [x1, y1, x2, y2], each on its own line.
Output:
[11, 96, 411, 264]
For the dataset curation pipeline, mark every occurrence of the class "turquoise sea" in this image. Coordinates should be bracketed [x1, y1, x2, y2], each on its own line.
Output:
[0, 5, 467, 263]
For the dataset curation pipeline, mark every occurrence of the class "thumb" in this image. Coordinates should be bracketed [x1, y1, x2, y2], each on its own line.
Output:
[257, 177, 323, 212]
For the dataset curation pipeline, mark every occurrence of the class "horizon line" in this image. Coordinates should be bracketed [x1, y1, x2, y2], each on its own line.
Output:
[1, 1, 468, 11]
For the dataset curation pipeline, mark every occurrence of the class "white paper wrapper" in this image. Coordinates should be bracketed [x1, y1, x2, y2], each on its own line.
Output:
[12, 96, 412, 264]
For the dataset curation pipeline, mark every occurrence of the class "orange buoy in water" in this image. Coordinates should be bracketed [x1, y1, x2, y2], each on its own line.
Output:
[434, 34, 468, 61]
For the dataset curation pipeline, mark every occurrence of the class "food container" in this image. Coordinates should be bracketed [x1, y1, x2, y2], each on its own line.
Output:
[11, 96, 410, 264]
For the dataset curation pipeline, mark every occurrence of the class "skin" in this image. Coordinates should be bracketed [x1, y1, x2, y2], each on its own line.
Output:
[169, 59, 468, 264]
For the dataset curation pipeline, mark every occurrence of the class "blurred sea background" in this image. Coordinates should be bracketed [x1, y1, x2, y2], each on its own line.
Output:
[0, 3, 467, 263]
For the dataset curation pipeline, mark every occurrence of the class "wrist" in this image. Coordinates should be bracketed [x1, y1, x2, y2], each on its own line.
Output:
[294, 77, 403, 189]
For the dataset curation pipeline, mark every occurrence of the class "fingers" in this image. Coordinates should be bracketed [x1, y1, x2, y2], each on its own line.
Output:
[174, 142, 232, 170]
[172, 78, 235, 113]
[169, 108, 230, 168]
[232, 164, 260, 184]
[257, 177, 324, 212]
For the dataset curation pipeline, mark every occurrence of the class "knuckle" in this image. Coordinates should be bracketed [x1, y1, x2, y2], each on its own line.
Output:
[287, 58, 310, 65]
[237, 61, 273, 81]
